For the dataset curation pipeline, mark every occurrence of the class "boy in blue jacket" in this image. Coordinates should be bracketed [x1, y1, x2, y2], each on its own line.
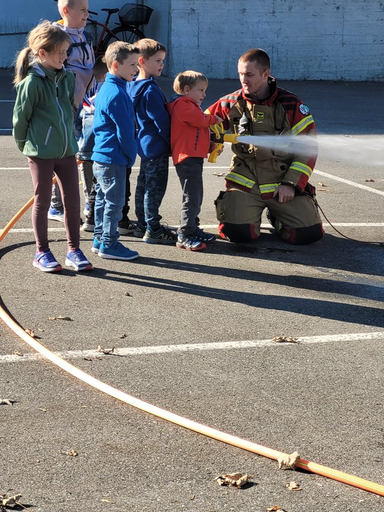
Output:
[91, 41, 140, 261]
[127, 38, 176, 244]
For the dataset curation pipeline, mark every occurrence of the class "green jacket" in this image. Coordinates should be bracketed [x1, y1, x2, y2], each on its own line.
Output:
[12, 64, 78, 159]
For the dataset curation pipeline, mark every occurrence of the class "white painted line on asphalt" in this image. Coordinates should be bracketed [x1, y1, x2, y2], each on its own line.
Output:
[6, 222, 384, 235]
[0, 166, 142, 170]
[2, 165, 384, 198]
[208, 166, 384, 197]
[1, 331, 384, 364]
[314, 169, 384, 197]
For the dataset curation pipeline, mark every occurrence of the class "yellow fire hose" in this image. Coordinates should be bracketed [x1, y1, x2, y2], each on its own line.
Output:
[1, 195, 384, 498]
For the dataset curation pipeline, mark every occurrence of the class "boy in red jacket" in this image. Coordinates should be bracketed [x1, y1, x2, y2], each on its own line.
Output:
[166, 71, 222, 251]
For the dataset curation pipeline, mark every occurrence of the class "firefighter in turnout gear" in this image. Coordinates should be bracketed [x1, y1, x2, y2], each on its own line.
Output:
[206, 48, 324, 245]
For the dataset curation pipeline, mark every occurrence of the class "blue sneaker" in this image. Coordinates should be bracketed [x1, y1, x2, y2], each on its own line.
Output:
[195, 228, 216, 244]
[33, 250, 62, 272]
[91, 237, 101, 254]
[176, 234, 206, 251]
[48, 207, 65, 223]
[65, 248, 93, 271]
[98, 241, 139, 261]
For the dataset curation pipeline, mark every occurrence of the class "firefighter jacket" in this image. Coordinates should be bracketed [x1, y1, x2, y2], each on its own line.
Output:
[207, 77, 317, 199]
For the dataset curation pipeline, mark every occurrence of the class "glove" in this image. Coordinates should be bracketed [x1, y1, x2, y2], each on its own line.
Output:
[208, 121, 226, 163]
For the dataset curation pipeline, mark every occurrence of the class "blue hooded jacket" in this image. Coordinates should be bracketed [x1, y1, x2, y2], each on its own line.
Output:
[92, 73, 137, 167]
[127, 77, 170, 160]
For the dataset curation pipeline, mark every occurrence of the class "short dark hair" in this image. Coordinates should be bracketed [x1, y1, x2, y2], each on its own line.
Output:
[134, 38, 166, 59]
[239, 48, 270, 72]
[103, 41, 139, 69]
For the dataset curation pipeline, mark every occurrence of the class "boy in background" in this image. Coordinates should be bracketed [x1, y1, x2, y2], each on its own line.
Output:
[127, 38, 176, 244]
[76, 57, 107, 232]
[49, 0, 95, 222]
[91, 42, 140, 261]
[167, 71, 222, 251]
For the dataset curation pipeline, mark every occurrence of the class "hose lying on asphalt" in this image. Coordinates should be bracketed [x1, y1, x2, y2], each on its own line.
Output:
[1, 196, 384, 498]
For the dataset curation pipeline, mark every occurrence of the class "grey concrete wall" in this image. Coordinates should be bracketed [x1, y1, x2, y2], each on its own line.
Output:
[153, 0, 384, 81]
[1, 0, 383, 81]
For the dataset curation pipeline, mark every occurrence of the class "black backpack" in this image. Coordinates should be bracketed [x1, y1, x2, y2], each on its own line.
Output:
[65, 30, 93, 63]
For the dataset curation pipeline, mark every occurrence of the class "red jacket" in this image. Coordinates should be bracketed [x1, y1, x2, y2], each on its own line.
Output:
[166, 95, 217, 165]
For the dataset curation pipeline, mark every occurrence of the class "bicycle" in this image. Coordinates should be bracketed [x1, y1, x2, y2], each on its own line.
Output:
[53, 1, 153, 56]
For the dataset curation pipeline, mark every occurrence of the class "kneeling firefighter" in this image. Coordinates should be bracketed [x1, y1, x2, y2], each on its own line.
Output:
[206, 48, 324, 245]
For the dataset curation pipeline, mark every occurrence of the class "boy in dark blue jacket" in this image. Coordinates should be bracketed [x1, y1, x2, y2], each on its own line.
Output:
[91, 41, 140, 261]
[127, 38, 176, 244]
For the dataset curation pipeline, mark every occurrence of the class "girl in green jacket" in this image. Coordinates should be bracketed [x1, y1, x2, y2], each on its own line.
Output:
[12, 20, 93, 272]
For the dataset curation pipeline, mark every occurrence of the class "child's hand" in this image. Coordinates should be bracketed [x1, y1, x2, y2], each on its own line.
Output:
[215, 115, 223, 124]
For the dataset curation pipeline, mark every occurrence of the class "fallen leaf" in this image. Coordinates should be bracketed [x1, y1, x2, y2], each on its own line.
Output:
[12, 351, 23, 357]
[119, 334, 127, 339]
[213, 172, 225, 176]
[0, 493, 24, 508]
[267, 507, 286, 512]
[272, 336, 298, 343]
[48, 316, 73, 321]
[101, 498, 114, 503]
[317, 182, 327, 187]
[97, 345, 115, 355]
[278, 451, 300, 470]
[25, 328, 35, 338]
[318, 189, 330, 192]
[364, 178, 375, 182]
[0, 399, 15, 405]
[215, 472, 253, 488]
[285, 481, 302, 491]
[123, 292, 132, 297]
[61, 449, 78, 457]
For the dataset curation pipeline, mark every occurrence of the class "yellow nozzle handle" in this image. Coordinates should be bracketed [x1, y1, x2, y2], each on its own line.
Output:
[208, 143, 223, 163]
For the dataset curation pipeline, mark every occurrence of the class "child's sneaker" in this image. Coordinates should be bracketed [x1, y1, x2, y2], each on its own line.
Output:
[81, 216, 95, 232]
[143, 226, 177, 245]
[195, 228, 216, 244]
[133, 223, 147, 238]
[176, 234, 206, 251]
[91, 237, 101, 254]
[33, 250, 62, 272]
[98, 241, 139, 261]
[65, 248, 93, 271]
[48, 207, 65, 223]
[118, 219, 136, 235]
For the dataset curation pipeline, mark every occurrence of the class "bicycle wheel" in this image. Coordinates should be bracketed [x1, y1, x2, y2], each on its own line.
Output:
[101, 25, 145, 51]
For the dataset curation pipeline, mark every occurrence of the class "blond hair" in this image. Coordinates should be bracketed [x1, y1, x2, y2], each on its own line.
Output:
[134, 38, 166, 59]
[13, 20, 71, 85]
[57, 0, 77, 18]
[103, 41, 139, 70]
[173, 70, 208, 95]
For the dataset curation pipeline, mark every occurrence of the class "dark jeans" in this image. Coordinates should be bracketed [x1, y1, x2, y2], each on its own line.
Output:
[175, 157, 203, 237]
[121, 167, 132, 223]
[135, 153, 169, 231]
[28, 156, 80, 253]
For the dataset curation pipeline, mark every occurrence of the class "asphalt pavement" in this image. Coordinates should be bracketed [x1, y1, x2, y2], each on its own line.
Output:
[0, 68, 384, 511]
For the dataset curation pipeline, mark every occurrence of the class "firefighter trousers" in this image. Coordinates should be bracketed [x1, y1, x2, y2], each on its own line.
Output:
[215, 187, 324, 245]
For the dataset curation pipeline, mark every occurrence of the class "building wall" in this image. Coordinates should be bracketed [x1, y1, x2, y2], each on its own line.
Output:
[1, 0, 383, 81]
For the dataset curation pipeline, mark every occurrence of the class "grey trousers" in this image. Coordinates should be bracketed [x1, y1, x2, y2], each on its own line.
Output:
[175, 157, 203, 237]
